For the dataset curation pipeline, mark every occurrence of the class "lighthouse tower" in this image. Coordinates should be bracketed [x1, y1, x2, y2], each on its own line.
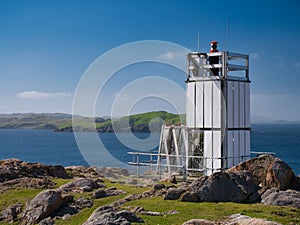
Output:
[186, 41, 250, 175]
[129, 41, 251, 177]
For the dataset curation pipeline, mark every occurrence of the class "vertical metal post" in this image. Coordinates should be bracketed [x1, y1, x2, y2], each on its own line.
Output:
[137, 154, 140, 178]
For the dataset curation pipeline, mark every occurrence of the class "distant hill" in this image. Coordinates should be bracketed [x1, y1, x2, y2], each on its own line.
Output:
[57, 111, 184, 133]
[250, 115, 300, 124]
[0, 112, 298, 132]
[0, 113, 73, 130]
[0, 111, 184, 132]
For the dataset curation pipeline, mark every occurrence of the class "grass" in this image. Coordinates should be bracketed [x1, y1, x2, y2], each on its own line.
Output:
[123, 198, 300, 225]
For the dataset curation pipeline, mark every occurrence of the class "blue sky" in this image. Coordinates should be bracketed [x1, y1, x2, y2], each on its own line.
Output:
[0, 0, 300, 120]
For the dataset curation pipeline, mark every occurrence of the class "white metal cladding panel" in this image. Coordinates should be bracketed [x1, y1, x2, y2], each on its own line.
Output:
[196, 82, 204, 128]
[212, 81, 221, 128]
[233, 131, 240, 165]
[239, 131, 245, 162]
[213, 131, 222, 169]
[245, 83, 250, 127]
[227, 131, 234, 168]
[239, 82, 245, 128]
[204, 82, 212, 128]
[227, 81, 234, 128]
[245, 130, 251, 160]
[186, 83, 195, 127]
[233, 82, 239, 128]
[204, 130, 213, 172]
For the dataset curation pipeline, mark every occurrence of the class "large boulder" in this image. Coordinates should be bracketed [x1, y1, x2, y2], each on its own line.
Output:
[228, 214, 282, 225]
[187, 171, 259, 203]
[227, 155, 296, 190]
[261, 188, 300, 208]
[20, 189, 72, 225]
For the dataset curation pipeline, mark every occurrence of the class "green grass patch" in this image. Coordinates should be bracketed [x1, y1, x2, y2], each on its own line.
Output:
[122, 197, 300, 225]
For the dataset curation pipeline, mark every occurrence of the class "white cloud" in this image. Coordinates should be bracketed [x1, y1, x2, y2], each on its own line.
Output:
[16, 91, 71, 99]
[158, 51, 185, 61]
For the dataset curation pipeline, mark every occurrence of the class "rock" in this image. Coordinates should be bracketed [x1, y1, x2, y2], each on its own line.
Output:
[140, 211, 162, 216]
[261, 188, 300, 208]
[182, 219, 215, 225]
[20, 189, 72, 225]
[131, 206, 145, 214]
[55, 205, 78, 217]
[0, 177, 55, 191]
[0, 203, 22, 223]
[93, 188, 127, 199]
[289, 175, 300, 191]
[0, 159, 70, 183]
[47, 165, 70, 179]
[181, 214, 282, 225]
[164, 210, 179, 215]
[228, 213, 282, 225]
[187, 171, 259, 203]
[83, 205, 144, 225]
[38, 217, 55, 225]
[181, 192, 199, 202]
[93, 189, 107, 198]
[117, 210, 145, 223]
[164, 188, 186, 200]
[188, 176, 208, 193]
[65, 166, 103, 179]
[96, 167, 129, 179]
[76, 197, 93, 208]
[169, 175, 177, 184]
[60, 178, 102, 192]
[61, 214, 72, 220]
[227, 155, 295, 190]
[153, 183, 166, 190]
[265, 158, 295, 190]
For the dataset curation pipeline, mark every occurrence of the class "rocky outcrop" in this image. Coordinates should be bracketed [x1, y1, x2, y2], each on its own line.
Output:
[20, 189, 72, 225]
[83, 205, 144, 225]
[0, 177, 55, 192]
[59, 178, 103, 193]
[65, 166, 103, 180]
[0, 158, 70, 183]
[185, 171, 259, 203]
[227, 155, 296, 190]
[261, 188, 300, 208]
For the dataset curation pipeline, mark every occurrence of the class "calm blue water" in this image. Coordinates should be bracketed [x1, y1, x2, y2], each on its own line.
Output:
[0, 124, 299, 175]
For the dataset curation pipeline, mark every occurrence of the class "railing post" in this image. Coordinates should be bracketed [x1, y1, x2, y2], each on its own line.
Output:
[137, 154, 140, 178]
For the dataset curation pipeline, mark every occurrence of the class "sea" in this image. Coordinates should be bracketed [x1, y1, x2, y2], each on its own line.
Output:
[0, 124, 299, 175]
